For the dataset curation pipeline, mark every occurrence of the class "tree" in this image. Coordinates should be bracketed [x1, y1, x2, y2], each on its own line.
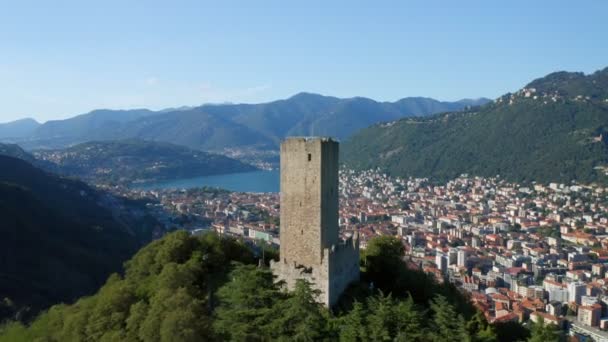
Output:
[339, 292, 424, 342]
[0, 322, 30, 342]
[467, 311, 497, 342]
[362, 236, 404, 291]
[0, 231, 501, 341]
[125, 301, 148, 341]
[213, 264, 282, 340]
[339, 301, 368, 342]
[528, 317, 561, 342]
[475, 326, 498, 342]
[366, 293, 396, 341]
[267, 280, 331, 341]
[392, 295, 425, 341]
[430, 295, 470, 342]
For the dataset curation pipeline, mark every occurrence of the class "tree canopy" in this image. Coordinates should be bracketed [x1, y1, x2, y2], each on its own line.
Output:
[0, 232, 534, 341]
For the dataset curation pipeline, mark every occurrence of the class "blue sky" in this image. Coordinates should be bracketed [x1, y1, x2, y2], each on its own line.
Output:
[0, 0, 606, 123]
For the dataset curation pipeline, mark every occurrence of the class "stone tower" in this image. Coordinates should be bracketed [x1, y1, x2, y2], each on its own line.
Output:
[271, 137, 359, 307]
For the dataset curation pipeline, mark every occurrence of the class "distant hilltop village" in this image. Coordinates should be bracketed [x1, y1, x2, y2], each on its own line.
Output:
[270, 137, 360, 306]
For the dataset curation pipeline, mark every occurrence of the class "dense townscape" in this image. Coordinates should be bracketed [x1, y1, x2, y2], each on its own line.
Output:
[114, 168, 608, 340]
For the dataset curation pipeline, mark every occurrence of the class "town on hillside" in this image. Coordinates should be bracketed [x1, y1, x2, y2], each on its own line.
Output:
[109, 167, 608, 340]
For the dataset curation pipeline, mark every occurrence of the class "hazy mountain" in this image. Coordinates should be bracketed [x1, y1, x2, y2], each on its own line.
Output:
[342, 67, 608, 184]
[113, 109, 276, 151]
[0, 118, 40, 139]
[0, 155, 158, 321]
[34, 139, 257, 185]
[7, 94, 489, 151]
[29, 109, 156, 146]
[205, 93, 490, 145]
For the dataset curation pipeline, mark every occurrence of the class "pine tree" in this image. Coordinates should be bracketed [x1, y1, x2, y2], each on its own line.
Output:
[339, 301, 369, 342]
[267, 280, 331, 341]
[393, 295, 425, 341]
[430, 295, 470, 342]
[366, 293, 396, 341]
[213, 264, 281, 340]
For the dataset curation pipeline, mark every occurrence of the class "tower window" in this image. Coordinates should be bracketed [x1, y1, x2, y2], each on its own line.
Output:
[308, 153, 311, 161]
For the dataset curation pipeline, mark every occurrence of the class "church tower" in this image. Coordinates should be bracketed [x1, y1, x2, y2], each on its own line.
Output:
[271, 137, 359, 307]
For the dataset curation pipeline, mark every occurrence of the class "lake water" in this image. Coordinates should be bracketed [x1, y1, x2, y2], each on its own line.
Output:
[134, 170, 280, 193]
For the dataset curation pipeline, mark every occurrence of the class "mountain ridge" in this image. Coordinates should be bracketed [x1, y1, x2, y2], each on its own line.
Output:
[1, 93, 490, 151]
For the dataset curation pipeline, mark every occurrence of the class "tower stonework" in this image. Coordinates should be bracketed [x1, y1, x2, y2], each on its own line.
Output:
[270, 137, 360, 307]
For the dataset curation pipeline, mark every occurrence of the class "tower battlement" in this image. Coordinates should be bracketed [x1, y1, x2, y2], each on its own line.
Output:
[323, 231, 359, 258]
[271, 137, 359, 307]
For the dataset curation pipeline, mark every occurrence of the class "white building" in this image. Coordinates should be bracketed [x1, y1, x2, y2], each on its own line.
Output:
[568, 282, 587, 305]
[457, 248, 468, 268]
[436, 252, 448, 274]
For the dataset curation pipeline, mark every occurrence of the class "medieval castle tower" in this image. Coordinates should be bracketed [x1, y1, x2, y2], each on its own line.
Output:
[270, 137, 360, 307]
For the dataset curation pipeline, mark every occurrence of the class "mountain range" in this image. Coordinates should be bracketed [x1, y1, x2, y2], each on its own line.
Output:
[0, 94, 489, 151]
[342, 67, 608, 184]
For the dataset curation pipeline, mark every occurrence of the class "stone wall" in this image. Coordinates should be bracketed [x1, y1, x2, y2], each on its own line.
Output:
[270, 232, 359, 306]
[326, 233, 360, 306]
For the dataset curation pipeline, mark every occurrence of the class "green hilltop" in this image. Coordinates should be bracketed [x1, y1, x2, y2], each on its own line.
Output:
[0, 232, 559, 341]
[342, 67, 608, 184]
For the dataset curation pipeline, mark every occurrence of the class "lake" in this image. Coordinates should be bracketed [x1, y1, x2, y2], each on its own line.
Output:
[134, 170, 280, 193]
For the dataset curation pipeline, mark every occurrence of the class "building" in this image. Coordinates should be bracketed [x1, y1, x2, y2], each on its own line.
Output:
[448, 248, 458, 265]
[546, 301, 562, 316]
[592, 264, 604, 276]
[581, 296, 598, 306]
[568, 282, 587, 305]
[270, 137, 360, 307]
[457, 248, 469, 268]
[578, 304, 602, 327]
[549, 289, 569, 303]
[436, 252, 448, 274]
[530, 312, 563, 328]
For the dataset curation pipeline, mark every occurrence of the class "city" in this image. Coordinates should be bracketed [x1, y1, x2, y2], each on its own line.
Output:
[110, 167, 608, 339]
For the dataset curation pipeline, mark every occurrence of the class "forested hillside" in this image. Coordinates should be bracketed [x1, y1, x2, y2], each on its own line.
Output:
[0, 156, 159, 322]
[343, 67, 608, 184]
[34, 140, 256, 185]
[0, 232, 560, 341]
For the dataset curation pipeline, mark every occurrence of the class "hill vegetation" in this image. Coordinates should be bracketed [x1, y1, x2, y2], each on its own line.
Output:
[0, 143, 38, 165]
[0, 232, 560, 341]
[343, 67, 608, 184]
[2, 93, 488, 151]
[34, 139, 257, 185]
[0, 156, 159, 322]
